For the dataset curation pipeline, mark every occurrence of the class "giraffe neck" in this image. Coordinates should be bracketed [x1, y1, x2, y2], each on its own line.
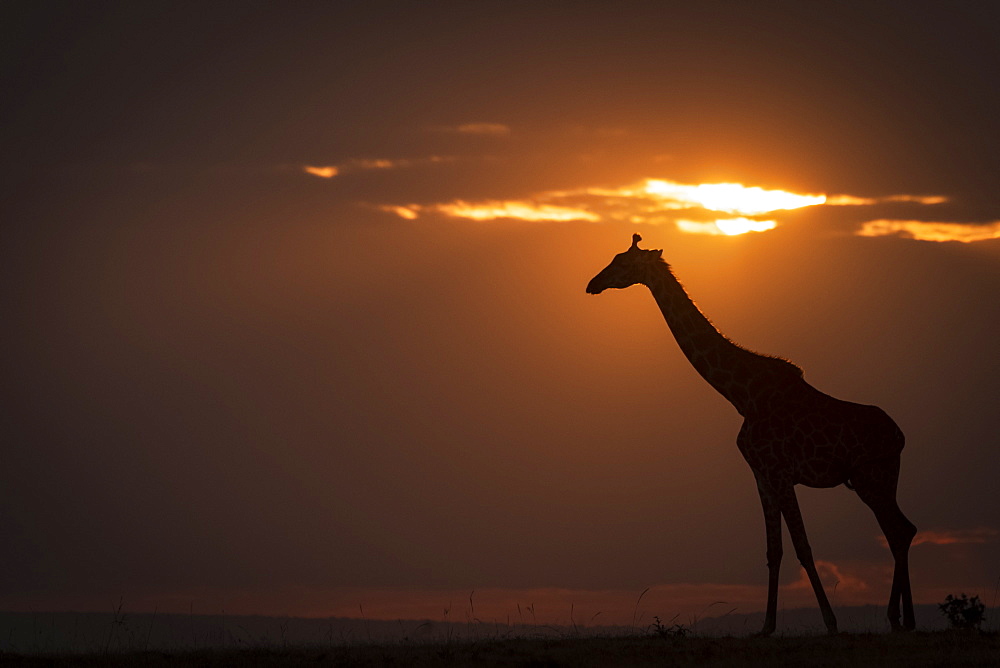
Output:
[641, 261, 762, 414]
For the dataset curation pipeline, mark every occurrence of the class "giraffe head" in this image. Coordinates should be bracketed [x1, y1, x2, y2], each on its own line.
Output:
[586, 234, 663, 294]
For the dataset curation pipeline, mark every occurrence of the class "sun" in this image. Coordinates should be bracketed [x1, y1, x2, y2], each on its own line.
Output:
[643, 179, 826, 216]
[675, 217, 778, 236]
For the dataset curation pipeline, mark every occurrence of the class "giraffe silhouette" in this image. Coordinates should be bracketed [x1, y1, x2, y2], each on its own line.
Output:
[586, 234, 916, 635]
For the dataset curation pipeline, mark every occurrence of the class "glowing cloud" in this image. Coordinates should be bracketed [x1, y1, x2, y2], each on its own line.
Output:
[380, 201, 599, 223]
[381, 205, 419, 220]
[303, 165, 339, 178]
[785, 560, 870, 592]
[302, 156, 456, 179]
[552, 179, 823, 233]
[354, 159, 399, 170]
[857, 220, 1000, 243]
[827, 194, 948, 206]
[378, 178, 822, 231]
[454, 122, 511, 136]
[877, 527, 999, 548]
[887, 195, 948, 204]
[643, 179, 826, 215]
[375, 176, 964, 240]
[433, 200, 599, 222]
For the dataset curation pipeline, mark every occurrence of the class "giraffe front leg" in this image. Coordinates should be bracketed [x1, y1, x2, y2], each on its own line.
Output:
[755, 475, 782, 637]
[774, 483, 839, 635]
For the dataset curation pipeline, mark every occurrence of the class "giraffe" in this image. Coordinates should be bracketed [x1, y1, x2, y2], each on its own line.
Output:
[586, 234, 916, 636]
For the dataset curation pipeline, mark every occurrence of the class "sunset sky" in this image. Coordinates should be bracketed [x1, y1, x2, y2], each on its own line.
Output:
[2, 2, 999, 627]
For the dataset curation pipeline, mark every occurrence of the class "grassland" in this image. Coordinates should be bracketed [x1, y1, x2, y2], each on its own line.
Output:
[1, 631, 998, 667]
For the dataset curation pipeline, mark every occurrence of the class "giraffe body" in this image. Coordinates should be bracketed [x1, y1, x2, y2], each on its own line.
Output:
[738, 387, 903, 489]
[587, 234, 916, 635]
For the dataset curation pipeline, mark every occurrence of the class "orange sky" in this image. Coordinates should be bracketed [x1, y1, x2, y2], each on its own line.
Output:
[2, 2, 999, 629]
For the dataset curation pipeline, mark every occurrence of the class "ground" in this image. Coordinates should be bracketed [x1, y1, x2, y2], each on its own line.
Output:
[2, 631, 998, 667]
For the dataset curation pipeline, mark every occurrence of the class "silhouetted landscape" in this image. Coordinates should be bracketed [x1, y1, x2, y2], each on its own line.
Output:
[1, 606, 998, 666]
[0, 605, 988, 652]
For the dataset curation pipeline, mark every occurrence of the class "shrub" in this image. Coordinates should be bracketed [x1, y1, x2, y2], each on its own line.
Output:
[938, 593, 986, 630]
[650, 615, 688, 639]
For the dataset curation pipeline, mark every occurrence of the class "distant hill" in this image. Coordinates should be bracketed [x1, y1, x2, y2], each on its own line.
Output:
[690, 604, 950, 635]
[0, 605, 958, 654]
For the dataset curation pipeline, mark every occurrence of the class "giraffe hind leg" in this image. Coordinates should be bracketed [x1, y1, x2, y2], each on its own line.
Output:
[874, 501, 916, 631]
[853, 462, 917, 631]
[878, 502, 916, 631]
